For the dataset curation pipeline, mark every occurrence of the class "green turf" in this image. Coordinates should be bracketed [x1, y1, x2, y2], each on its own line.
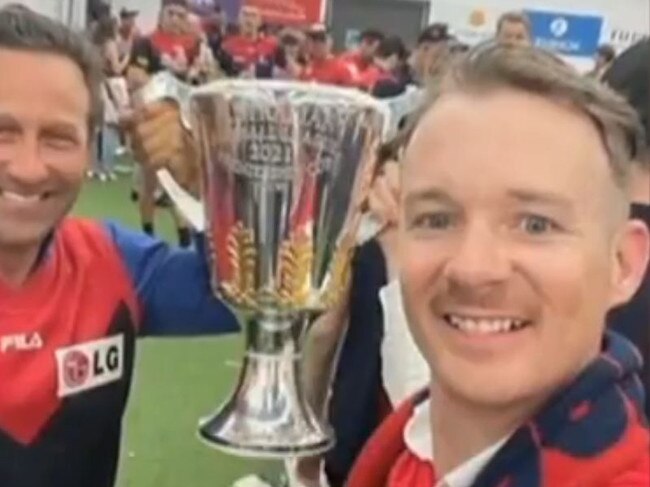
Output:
[74, 177, 282, 487]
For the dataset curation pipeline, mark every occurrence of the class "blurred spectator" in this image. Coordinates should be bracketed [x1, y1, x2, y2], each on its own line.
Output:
[587, 44, 616, 80]
[117, 8, 140, 60]
[495, 11, 532, 47]
[256, 29, 304, 79]
[358, 36, 408, 98]
[222, 5, 277, 75]
[341, 28, 385, 81]
[92, 15, 130, 76]
[408, 23, 452, 86]
[197, 3, 237, 76]
[300, 25, 356, 86]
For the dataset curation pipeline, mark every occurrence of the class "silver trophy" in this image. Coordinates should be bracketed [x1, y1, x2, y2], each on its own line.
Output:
[140, 74, 387, 458]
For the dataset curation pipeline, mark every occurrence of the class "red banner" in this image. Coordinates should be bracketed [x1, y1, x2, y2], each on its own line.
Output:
[243, 0, 326, 26]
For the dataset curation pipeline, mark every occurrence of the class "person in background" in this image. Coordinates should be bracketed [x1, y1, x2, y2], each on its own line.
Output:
[117, 8, 140, 61]
[347, 42, 649, 487]
[495, 11, 532, 47]
[221, 5, 277, 75]
[255, 29, 304, 80]
[358, 36, 408, 98]
[588, 43, 616, 80]
[300, 25, 356, 87]
[408, 23, 452, 86]
[604, 38, 650, 419]
[0, 7, 238, 487]
[340, 28, 385, 83]
[92, 14, 130, 76]
[197, 2, 237, 76]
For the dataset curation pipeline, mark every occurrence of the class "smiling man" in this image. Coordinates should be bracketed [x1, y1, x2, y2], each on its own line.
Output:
[347, 43, 650, 487]
[0, 7, 238, 487]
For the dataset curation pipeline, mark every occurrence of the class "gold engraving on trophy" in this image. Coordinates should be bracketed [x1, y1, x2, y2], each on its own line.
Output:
[222, 222, 257, 308]
[322, 246, 353, 308]
[277, 230, 313, 308]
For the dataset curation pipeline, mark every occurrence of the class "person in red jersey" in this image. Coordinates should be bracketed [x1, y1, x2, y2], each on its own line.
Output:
[300, 25, 356, 87]
[347, 42, 650, 487]
[340, 28, 384, 82]
[0, 7, 238, 487]
[221, 5, 277, 75]
[358, 36, 408, 97]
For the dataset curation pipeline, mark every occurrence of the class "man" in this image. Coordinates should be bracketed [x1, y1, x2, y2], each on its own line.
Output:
[0, 7, 238, 487]
[340, 28, 385, 83]
[408, 23, 452, 86]
[347, 42, 649, 486]
[357, 36, 408, 98]
[221, 5, 277, 75]
[300, 25, 356, 87]
[495, 11, 531, 47]
[117, 7, 140, 60]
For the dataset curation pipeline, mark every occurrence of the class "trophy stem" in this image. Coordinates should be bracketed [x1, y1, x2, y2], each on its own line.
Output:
[198, 312, 334, 459]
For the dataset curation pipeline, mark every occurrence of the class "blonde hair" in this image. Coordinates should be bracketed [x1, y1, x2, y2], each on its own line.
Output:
[401, 42, 645, 190]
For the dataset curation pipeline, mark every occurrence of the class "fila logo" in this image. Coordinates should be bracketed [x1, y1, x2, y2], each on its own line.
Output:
[0, 332, 43, 353]
[55, 335, 124, 398]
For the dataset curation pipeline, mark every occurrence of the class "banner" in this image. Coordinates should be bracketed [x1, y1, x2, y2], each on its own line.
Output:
[243, 0, 326, 25]
[525, 10, 603, 57]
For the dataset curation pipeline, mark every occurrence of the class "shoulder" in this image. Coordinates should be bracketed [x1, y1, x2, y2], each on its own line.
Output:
[605, 451, 650, 486]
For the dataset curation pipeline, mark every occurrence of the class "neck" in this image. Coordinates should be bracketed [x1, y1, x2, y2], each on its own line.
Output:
[429, 381, 539, 477]
[0, 243, 41, 288]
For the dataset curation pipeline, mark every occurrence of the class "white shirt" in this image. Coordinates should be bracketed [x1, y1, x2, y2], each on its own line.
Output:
[379, 279, 430, 406]
[404, 400, 509, 487]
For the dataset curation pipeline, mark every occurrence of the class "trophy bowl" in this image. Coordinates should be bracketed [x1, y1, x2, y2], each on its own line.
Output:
[187, 80, 386, 459]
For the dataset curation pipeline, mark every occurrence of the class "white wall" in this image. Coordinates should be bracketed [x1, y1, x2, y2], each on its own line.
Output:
[429, 0, 649, 70]
[0, 0, 87, 29]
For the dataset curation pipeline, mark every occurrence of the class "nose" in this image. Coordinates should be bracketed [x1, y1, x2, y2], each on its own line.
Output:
[443, 220, 512, 292]
[2, 136, 50, 189]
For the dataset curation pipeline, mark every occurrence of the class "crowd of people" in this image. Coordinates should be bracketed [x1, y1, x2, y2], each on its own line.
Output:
[0, 1, 648, 487]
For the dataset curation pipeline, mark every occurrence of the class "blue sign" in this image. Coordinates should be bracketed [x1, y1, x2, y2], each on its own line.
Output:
[524, 10, 603, 57]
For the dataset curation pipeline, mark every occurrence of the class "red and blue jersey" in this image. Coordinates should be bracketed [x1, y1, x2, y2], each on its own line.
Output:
[0, 218, 238, 487]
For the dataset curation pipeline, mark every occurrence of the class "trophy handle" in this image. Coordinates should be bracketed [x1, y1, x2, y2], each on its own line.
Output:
[156, 169, 205, 231]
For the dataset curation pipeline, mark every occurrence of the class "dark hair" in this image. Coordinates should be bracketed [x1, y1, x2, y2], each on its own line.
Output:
[360, 28, 384, 44]
[496, 11, 531, 35]
[597, 44, 616, 63]
[0, 5, 104, 133]
[376, 36, 406, 61]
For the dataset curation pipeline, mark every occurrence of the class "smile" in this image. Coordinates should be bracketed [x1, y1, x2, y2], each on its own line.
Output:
[0, 189, 50, 202]
[443, 314, 532, 335]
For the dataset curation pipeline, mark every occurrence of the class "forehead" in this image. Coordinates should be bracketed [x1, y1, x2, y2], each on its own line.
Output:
[499, 20, 529, 34]
[0, 49, 90, 125]
[403, 89, 611, 197]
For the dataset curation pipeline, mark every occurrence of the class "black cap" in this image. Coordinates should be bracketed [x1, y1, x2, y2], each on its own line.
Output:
[306, 24, 328, 41]
[604, 39, 649, 143]
[119, 7, 138, 19]
[418, 23, 451, 45]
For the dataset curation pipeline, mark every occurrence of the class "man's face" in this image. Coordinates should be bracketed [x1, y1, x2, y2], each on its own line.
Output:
[0, 49, 89, 250]
[497, 20, 531, 47]
[306, 36, 328, 59]
[239, 7, 260, 37]
[160, 4, 188, 34]
[120, 16, 136, 32]
[398, 88, 647, 409]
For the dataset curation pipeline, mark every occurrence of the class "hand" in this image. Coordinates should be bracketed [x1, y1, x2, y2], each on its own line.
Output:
[367, 161, 400, 277]
[128, 101, 200, 195]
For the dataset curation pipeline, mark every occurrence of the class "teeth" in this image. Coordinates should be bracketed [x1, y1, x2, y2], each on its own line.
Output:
[1, 190, 42, 202]
[446, 315, 528, 334]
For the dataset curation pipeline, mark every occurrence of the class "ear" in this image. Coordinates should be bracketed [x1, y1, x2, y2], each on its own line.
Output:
[609, 219, 650, 308]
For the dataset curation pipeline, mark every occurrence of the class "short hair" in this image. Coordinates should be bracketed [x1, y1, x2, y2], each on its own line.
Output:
[597, 44, 617, 63]
[496, 11, 531, 35]
[360, 29, 385, 44]
[0, 6, 103, 134]
[403, 42, 645, 190]
[376, 36, 407, 61]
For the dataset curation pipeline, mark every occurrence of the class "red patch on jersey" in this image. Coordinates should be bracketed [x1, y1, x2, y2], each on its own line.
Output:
[0, 219, 139, 445]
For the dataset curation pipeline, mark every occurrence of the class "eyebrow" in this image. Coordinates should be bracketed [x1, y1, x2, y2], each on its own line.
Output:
[505, 189, 574, 211]
[0, 113, 21, 129]
[0, 112, 80, 135]
[404, 188, 457, 208]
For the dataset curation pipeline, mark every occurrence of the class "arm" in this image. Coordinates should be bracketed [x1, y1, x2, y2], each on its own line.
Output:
[104, 221, 239, 337]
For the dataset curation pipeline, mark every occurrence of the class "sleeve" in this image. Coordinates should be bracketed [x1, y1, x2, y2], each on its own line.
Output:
[103, 221, 239, 337]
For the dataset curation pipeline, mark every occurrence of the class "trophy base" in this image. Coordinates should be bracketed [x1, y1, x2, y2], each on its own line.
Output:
[197, 418, 334, 459]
